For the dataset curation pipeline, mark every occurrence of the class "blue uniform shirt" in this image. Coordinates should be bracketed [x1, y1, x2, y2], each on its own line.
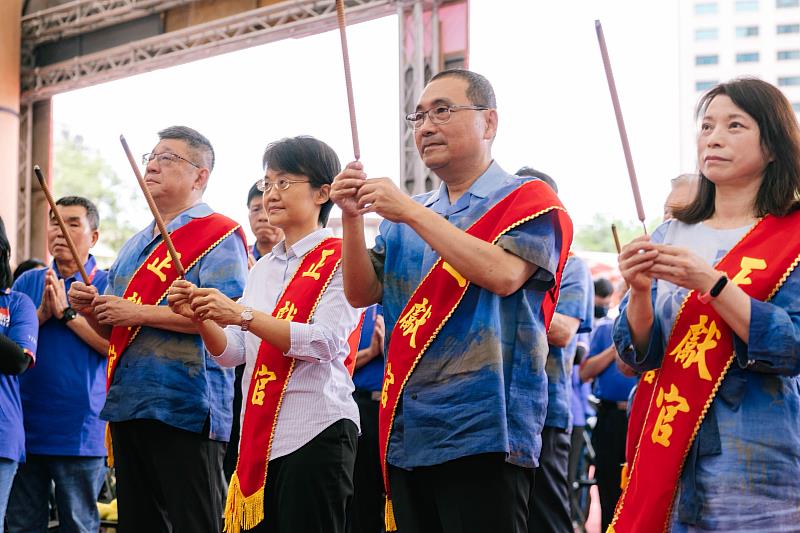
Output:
[352, 305, 384, 392]
[544, 256, 594, 429]
[102, 204, 248, 441]
[372, 162, 566, 469]
[0, 289, 38, 462]
[13, 256, 109, 456]
[588, 316, 636, 402]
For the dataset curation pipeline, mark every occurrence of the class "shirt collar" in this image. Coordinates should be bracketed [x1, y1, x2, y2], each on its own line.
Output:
[424, 161, 509, 213]
[272, 228, 334, 260]
[51, 254, 98, 283]
[141, 203, 213, 246]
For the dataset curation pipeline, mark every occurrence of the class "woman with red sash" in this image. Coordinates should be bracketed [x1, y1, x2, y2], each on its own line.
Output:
[613, 78, 800, 532]
[168, 136, 362, 533]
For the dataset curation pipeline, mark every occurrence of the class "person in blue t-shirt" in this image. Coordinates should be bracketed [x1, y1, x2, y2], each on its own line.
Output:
[8, 196, 110, 533]
[0, 217, 38, 528]
[350, 304, 385, 533]
[579, 278, 636, 532]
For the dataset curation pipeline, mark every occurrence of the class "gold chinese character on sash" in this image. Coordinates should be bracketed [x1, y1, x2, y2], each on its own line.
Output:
[730, 256, 767, 287]
[126, 291, 142, 305]
[398, 298, 432, 348]
[107, 345, 118, 379]
[250, 364, 276, 406]
[381, 363, 394, 408]
[276, 300, 298, 321]
[643, 370, 656, 384]
[302, 249, 335, 281]
[669, 315, 718, 381]
[651, 384, 690, 447]
[146, 252, 181, 283]
[442, 262, 467, 288]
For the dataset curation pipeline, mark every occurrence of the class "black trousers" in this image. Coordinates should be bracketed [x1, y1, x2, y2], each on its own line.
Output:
[350, 391, 385, 533]
[529, 426, 572, 533]
[389, 452, 532, 533]
[591, 404, 628, 532]
[224, 363, 246, 482]
[110, 418, 226, 533]
[245, 418, 358, 533]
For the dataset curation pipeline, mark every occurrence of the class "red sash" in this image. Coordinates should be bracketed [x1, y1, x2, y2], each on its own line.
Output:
[378, 180, 573, 530]
[107, 213, 245, 390]
[224, 238, 345, 533]
[611, 211, 800, 533]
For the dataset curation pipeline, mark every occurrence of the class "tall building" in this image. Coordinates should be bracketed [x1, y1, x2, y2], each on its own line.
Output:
[678, 0, 800, 169]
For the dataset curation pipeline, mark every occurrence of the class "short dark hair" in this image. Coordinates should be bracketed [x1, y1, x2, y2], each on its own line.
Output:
[13, 258, 46, 283]
[247, 181, 261, 206]
[516, 166, 558, 193]
[55, 196, 99, 231]
[594, 277, 614, 299]
[158, 125, 215, 171]
[674, 78, 800, 223]
[262, 136, 341, 226]
[429, 69, 497, 109]
[0, 217, 11, 290]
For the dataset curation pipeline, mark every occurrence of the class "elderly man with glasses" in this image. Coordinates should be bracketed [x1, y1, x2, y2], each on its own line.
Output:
[69, 126, 248, 533]
[331, 69, 573, 533]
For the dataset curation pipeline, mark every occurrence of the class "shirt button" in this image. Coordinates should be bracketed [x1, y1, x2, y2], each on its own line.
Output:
[410, 393, 418, 400]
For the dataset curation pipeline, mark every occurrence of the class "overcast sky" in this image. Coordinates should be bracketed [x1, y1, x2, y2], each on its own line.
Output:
[53, 0, 684, 246]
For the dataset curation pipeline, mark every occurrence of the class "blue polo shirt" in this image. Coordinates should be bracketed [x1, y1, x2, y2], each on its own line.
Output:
[251, 243, 263, 262]
[589, 317, 635, 403]
[0, 289, 38, 462]
[352, 305, 383, 392]
[13, 257, 109, 456]
[544, 256, 594, 429]
[101, 203, 248, 441]
[372, 162, 567, 469]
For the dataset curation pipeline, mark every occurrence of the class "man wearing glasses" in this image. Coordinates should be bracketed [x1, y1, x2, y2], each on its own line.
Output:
[69, 126, 248, 532]
[332, 69, 572, 532]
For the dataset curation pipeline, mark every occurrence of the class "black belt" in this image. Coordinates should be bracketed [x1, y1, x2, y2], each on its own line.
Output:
[598, 399, 628, 411]
[353, 389, 381, 402]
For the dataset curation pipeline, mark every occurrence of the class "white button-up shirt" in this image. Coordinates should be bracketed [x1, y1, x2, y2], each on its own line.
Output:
[213, 228, 361, 459]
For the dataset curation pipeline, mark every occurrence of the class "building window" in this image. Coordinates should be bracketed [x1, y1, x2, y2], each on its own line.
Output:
[695, 2, 719, 13]
[696, 80, 718, 91]
[695, 28, 719, 40]
[778, 49, 800, 60]
[736, 0, 759, 10]
[779, 76, 800, 86]
[736, 52, 760, 62]
[736, 26, 759, 37]
[778, 24, 800, 34]
[696, 54, 720, 65]
[777, 0, 799, 7]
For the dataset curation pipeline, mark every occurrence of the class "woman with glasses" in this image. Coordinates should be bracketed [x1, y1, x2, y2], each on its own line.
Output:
[168, 136, 362, 533]
[613, 78, 800, 531]
[0, 217, 38, 526]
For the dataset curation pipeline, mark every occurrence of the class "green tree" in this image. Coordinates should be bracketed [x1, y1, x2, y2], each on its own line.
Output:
[573, 213, 661, 253]
[53, 130, 138, 265]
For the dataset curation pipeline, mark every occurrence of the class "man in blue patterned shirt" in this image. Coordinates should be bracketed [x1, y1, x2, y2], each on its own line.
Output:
[69, 126, 248, 532]
[332, 69, 569, 532]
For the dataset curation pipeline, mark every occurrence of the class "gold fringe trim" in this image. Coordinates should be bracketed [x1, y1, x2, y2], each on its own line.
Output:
[619, 462, 628, 490]
[223, 472, 265, 533]
[104, 424, 114, 468]
[384, 497, 397, 531]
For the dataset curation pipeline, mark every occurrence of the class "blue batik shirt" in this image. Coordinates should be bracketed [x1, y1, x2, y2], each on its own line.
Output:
[614, 219, 800, 531]
[371, 162, 566, 469]
[13, 256, 109, 456]
[545, 256, 594, 429]
[0, 289, 37, 462]
[102, 203, 248, 441]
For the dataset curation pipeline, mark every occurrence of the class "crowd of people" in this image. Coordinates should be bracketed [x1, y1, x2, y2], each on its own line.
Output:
[0, 69, 799, 533]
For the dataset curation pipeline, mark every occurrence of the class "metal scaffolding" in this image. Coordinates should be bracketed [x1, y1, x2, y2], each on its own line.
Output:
[17, 103, 33, 261]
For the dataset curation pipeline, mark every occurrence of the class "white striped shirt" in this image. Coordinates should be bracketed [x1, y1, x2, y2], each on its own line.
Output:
[212, 228, 361, 460]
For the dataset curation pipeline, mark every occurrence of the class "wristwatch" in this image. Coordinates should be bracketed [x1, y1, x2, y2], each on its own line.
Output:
[60, 307, 78, 324]
[240, 307, 254, 332]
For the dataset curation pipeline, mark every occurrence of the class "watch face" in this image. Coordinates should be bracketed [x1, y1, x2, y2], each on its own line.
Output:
[242, 310, 254, 321]
[63, 308, 77, 321]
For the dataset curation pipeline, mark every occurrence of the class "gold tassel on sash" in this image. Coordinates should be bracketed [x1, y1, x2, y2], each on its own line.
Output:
[620, 462, 628, 489]
[224, 472, 265, 533]
[384, 497, 397, 531]
[104, 424, 114, 468]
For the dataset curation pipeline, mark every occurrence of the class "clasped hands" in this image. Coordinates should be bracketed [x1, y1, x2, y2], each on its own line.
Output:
[166, 280, 243, 326]
[68, 282, 142, 326]
[330, 161, 418, 223]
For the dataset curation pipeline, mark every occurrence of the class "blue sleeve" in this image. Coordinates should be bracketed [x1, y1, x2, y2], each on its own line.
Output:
[368, 219, 391, 286]
[732, 267, 800, 376]
[588, 322, 614, 357]
[11, 269, 41, 306]
[8, 292, 38, 357]
[555, 258, 594, 333]
[198, 232, 248, 300]
[496, 210, 562, 289]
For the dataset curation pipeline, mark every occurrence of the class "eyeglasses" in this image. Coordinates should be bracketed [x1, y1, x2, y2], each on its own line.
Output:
[142, 152, 201, 168]
[405, 104, 489, 129]
[256, 178, 310, 192]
